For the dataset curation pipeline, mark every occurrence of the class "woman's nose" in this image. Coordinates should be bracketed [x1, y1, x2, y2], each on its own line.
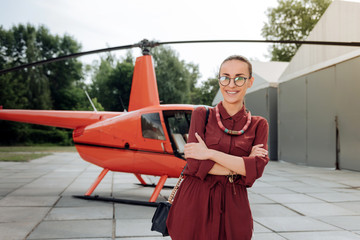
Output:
[228, 78, 236, 87]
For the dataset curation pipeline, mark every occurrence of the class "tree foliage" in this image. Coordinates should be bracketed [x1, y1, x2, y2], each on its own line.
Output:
[191, 77, 219, 106]
[0, 24, 92, 145]
[89, 52, 133, 111]
[151, 46, 200, 104]
[262, 0, 332, 61]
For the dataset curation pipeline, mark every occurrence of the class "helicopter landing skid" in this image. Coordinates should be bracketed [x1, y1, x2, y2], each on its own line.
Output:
[135, 183, 174, 189]
[73, 195, 159, 207]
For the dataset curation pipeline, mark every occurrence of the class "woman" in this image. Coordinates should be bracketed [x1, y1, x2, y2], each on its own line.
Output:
[167, 55, 269, 240]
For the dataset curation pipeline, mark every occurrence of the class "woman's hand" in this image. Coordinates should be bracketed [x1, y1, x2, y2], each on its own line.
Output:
[184, 132, 210, 160]
[249, 144, 268, 157]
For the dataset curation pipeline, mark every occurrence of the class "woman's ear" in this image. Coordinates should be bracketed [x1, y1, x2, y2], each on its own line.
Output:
[247, 76, 255, 88]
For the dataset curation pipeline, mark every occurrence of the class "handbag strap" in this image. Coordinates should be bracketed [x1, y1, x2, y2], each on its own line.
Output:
[167, 106, 210, 204]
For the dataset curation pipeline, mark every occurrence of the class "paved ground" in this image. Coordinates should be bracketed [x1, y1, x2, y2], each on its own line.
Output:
[0, 152, 360, 240]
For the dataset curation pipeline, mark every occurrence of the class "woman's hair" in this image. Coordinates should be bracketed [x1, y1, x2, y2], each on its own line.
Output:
[219, 55, 252, 77]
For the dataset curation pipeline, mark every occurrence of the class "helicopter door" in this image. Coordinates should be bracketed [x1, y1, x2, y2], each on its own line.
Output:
[163, 110, 192, 158]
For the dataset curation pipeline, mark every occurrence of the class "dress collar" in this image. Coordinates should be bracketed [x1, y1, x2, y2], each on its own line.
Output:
[218, 101, 247, 121]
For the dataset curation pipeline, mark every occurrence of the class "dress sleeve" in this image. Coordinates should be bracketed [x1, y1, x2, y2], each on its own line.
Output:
[184, 107, 215, 180]
[240, 118, 269, 187]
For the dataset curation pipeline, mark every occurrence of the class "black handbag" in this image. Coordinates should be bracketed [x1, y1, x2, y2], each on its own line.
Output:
[151, 172, 184, 236]
[151, 106, 210, 236]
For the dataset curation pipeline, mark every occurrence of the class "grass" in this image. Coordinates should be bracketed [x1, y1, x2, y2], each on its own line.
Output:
[0, 146, 77, 162]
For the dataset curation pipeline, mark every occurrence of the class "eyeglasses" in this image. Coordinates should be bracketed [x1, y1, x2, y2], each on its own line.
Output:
[218, 76, 248, 87]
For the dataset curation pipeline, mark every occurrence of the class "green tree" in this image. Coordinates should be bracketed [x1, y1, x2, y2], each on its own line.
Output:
[89, 47, 201, 110]
[0, 24, 88, 145]
[89, 53, 133, 111]
[190, 77, 219, 106]
[262, 0, 332, 61]
[151, 46, 200, 104]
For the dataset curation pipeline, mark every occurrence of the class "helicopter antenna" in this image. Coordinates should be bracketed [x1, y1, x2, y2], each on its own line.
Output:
[85, 90, 98, 113]
[119, 95, 127, 112]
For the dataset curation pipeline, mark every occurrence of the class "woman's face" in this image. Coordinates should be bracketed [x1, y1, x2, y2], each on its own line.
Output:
[219, 60, 254, 106]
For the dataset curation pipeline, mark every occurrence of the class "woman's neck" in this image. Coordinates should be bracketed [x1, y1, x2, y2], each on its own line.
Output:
[222, 101, 243, 116]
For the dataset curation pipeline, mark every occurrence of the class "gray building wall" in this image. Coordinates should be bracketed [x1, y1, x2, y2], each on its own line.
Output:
[245, 87, 278, 160]
[336, 57, 360, 170]
[278, 56, 360, 170]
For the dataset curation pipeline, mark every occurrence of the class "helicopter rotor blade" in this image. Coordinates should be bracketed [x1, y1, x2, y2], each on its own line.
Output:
[1, 39, 359, 75]
[0, 43, 138, 75]
[158, 39, 360, 47]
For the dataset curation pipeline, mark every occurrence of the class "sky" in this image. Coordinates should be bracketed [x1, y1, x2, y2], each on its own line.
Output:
[0, 0, 280, 82]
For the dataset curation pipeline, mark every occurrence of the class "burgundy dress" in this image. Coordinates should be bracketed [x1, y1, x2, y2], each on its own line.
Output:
[167, 102, 269, 240]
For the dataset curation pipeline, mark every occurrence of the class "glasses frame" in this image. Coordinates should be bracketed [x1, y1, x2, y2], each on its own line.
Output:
[218, 76, 248, 87]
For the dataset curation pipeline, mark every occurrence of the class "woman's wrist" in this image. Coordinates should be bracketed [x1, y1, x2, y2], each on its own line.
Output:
[207, 149, 217, 162]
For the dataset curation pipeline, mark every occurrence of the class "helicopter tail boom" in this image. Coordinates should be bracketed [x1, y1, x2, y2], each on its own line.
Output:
[0, 109, 123, 129]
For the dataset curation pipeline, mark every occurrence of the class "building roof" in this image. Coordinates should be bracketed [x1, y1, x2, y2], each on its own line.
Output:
[279, 0, 360, 83]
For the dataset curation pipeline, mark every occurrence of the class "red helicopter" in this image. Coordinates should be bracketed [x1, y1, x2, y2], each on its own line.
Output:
[1, 39, 359, 205]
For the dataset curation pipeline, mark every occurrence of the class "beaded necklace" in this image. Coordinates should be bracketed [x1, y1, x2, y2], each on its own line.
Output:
[215, 104, 251, 135]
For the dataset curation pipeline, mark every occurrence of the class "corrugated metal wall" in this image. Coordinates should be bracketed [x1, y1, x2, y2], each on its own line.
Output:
[278, 56, 360, 170]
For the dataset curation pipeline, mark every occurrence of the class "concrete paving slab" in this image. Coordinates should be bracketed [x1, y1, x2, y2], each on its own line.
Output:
[45, 205, 113, 220]
[333, 201, 360, 214]
[316, 216, 360, 230]
[279, 231, 360, 240]
[115, 203, 156, 219]
[256, 216, 341, 232]
[55, 196, 113, 207]
[116, 219, 163, 238]
[0, 177, 33, 183]
[0, 188, 15, 196]
[0, 196, 59, 207]
[253, 232, 287, 240]
[0, 206, 50, 222]
[307, 192, 360, 202]
[248, 193, 275, 204]
[295, 178, 349, 188]
[262, 193, 324, 203]
[8, 186, 67, 196]
[249, 186, 296, 194]
[0, 221, 38, 240]
[284, 202, 357, 216]
[251, 204, 300, 217]
[267, 181, 312, 188]
[27, 220, 113, 239]
[257, 174, 291, 182]
[255, 216, 340, 232]
[284, 186, 337, 194]
[253, 221, 272, 233]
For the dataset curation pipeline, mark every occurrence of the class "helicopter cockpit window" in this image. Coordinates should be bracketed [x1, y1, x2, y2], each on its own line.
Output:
[163, 111, 192, 154]
[141, 113, 166, 140]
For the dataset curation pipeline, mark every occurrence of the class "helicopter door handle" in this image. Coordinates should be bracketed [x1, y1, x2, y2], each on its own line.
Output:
[161, 142, 165, 152]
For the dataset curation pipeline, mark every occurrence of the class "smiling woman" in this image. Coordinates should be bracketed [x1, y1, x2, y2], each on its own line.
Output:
[166, 55, 269, 240]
